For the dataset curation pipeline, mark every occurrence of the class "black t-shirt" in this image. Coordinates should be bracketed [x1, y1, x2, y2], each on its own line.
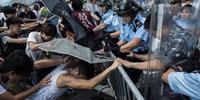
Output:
[19, 11, 37, 19]
[0, 32, 26, 58]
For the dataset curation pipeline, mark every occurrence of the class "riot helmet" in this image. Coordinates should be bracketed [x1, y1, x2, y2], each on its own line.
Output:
[115, 0, 141, 17]
[72, 0, 84, 11]
[97, 0, 112, 9]
[169, 0, 182, 4]
[2, 6, 17, 18]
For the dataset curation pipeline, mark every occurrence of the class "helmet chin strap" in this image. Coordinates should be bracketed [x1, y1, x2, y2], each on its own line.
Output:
[104, 8, 109, 14]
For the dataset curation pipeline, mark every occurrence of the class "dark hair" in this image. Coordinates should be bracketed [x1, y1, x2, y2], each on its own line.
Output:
[11, 3, 19, 8]
[72, 0, 84, 11]
[34, 5, 39, 11]
[2, 6, 16, 15]
[98, 0, 112, 9]
[0, 50, 33, 75]
[78, 60, 95, 79]
[181, 4, 193, 13]
[41, 23, 57, 37]
[67, 57, 95, 79]
[6, 17, 22, 29]
[169, 0, 182, 4]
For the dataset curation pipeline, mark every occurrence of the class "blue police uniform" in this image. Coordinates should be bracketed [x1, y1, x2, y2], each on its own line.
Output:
[120, 14, 149, 53]
[103, 13, 122, 33]
[101, 9, 114, 23]
[168, 72, 200, 100]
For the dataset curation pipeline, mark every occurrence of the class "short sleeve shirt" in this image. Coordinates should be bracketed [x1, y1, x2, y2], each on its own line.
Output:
[101, 9, 114, 23]
[26, 32, 43, 61]
[104, 14, 122, 32]
[168, 72, 200, 100]
[120, 14, 149, 52]
[0, 85, 6, 95]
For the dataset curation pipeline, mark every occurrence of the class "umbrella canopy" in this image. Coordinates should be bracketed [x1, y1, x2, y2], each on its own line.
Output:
[38, 39, 115, 64]
[40, 0, 86, 40]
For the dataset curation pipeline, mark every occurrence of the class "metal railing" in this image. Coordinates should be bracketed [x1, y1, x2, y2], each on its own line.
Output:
[107, 66, 144, 100]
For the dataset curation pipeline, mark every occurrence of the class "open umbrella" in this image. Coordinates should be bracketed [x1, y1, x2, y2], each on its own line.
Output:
[40, 0, 86, 40]
[38, 39, 115, 64]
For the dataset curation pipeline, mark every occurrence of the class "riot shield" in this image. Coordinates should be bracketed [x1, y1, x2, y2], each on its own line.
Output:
[144, 0, 200, 100]
[40, 0, 87, 40]
[132, 0, 154, 11]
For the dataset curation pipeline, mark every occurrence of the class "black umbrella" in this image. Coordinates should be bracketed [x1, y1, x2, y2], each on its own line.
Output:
[38, 39, 115, 64]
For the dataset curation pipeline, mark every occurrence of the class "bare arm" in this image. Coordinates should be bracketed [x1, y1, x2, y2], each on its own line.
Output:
[6, 38, 27, 44]
[28, 42, 41, 51]
[117, 40, 126, 46]
[128, 52, 155, 61]
[21, 17, 47, 30]
[57, 61, 120, 89]
[131, 53, 148, 61]
[0, 27, 8, 32]
[162, 66, 183, 84]
[161, 68, 175, 84]
[90, 13, 100, 21]
[93, 23, 108, 32]
[21, 23, 39, 31]
[0, 76, 51, 100]
[117, 58, 164, 71]
[110, 31, 120, 38]
[120, 38, 142, 53]
[21, 21, 39, 28]
[34, 59, 65, 70]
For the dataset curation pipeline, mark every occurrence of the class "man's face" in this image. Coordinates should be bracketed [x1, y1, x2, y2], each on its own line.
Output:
[123, 15, 132, 24]
[25, 6, 29, 12]
[181, 8, 191, 20]
[41, 32, 53, 42]
[8, 72, 24, 82]
[100, 5, 107, 13]
[68, 68, 85, 79]
[90, 0, 97, 4]
[169, 3, 182, 16]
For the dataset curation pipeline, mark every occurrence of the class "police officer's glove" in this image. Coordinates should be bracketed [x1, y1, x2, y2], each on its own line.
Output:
[104, 34, 112, 41]
[106, 38, 118, 48]
[104, 42, 119, 52]
[110, 45, 120, 53]
[104, 44, 111, 52]
[100, 33, 111, 42]
[86, 29, 95, 35]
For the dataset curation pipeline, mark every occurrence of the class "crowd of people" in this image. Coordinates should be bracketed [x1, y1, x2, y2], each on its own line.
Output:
[0, 0, 200, 100]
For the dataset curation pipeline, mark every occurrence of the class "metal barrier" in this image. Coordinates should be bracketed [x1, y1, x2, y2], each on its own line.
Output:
[107, 66, 144, 100]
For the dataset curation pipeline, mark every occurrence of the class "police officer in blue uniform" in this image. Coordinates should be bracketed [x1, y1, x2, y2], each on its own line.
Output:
[93, 0, 122, 43]
[93, 13, 122, 42]
[97, 0, 113, 22]
[115, 0, 149, 54]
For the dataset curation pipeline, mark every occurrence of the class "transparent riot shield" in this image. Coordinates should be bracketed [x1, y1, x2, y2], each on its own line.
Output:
[144, 0, 200, 100]
[133, 0, 154, 11]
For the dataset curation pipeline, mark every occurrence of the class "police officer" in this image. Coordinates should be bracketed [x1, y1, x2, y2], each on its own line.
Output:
[115, 0, 149, 54]
[93, 0, 122, 44]
[169, 0, 182, 20]
[97, 0, 113, 22]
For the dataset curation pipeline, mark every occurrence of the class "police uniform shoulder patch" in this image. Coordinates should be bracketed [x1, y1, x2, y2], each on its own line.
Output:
[135, 19, 143, 29]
